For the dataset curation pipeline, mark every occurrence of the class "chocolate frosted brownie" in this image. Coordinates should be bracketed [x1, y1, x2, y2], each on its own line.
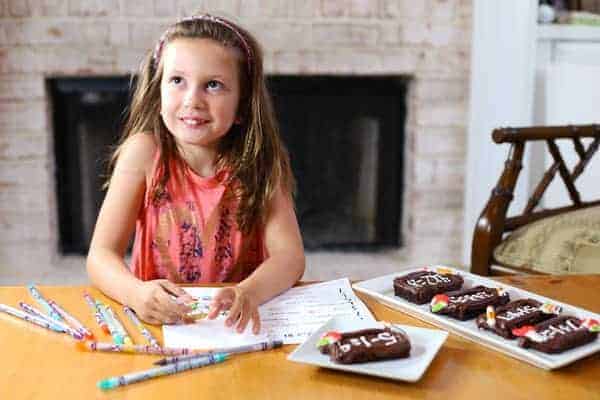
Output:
[430, 285, 510, 321]
[316, 326, 411, 364]
[476, 299, 560, 339]
[514, 315, 599, 354]
[393, 270, 464, 304]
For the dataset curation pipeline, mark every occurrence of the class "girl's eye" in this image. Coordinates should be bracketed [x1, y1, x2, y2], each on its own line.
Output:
[169, 76, 182, 85]
[206, 80, 223, 91]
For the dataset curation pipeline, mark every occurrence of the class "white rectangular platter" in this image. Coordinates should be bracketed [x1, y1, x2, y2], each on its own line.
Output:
[287, 316, 447, 382]
[352, 266, 600, 370]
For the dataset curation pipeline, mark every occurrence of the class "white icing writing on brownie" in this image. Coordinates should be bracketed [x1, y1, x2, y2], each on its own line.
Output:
[338, 332, 398, 353]
[406, 273, 451, 288]
[497, 305, 538, 321]
[450, 291, 493, 304]
[538, 319, 581, 341]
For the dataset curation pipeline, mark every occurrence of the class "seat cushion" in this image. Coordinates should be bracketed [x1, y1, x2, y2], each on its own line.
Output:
[493, 206, 600, 274]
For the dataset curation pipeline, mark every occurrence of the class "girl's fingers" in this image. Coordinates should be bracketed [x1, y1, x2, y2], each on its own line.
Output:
[154, 284, 190, 319]
[226, 294, 244, 328]
[145, 297, 179, 324]
[157, 280, 186, 297]
[235, 302, 251, 333]
[251, 309, 261, 334]
[143, 314, 162, 325]
[207, 301, 225, 320]
[208, 288, 234, 319]
[157, 280, 194, 307]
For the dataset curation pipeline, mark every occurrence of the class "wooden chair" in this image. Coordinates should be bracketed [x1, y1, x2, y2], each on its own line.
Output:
[471, 124, 600, 276]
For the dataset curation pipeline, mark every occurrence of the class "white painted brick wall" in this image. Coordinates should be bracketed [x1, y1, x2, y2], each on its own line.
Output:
[0, 74, 45, 101]
[380, 47, 420, 74]
[272, 51, 316, 74]
[129, 22, 170, 49]
[415, 99, 468, 126]
[382, 0, 428, 19]
[312, 23, 379, 47]
[248, 22, 312, 51]
[414, 126, 466, 157]
[411, 188, 464, 212]
[0, 101, 48, 131]
[116, 47, 148, 72]
[0, 158, 49, 186]
[154, 1, 177, 18]
[28, 1, 69, 17]
[5, 0, 30, 17]
[109, 21, 129, 46]
[68, 0, 120, 17]
[178, 0, 240, 17]
[240, 0, 290, 18]
[0, 131, 48, 160]
[122, 0, 157, 17]
[0, 185, 51, 213]
[348, 0, 380, 17]
[0, 0, 473, 282]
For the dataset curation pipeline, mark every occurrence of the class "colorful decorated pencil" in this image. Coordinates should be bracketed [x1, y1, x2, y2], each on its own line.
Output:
[123, 306, 160, 348]
[185, 297, 228, 319]
[47, 300, 94, 340]
[0, 303, 65, 334]
[83, 292, 110, 335]
[27, 284, 62, 322]
[19, 302, 84, 340]
[95, 301, 125, 345]
[97, 353, 228, 390]
[97, 301, 132, 345]
[154, 340, 283, 366]
[76, 340, 205, 356]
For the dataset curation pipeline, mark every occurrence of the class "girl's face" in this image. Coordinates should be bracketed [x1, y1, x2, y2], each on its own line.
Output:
[160, 38, 241, 152]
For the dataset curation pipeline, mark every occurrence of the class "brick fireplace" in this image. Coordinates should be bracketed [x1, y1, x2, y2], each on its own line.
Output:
[0, 0, 471, 283]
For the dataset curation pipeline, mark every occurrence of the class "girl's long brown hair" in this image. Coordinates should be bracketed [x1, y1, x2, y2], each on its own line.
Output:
[108, 15, 294, 234]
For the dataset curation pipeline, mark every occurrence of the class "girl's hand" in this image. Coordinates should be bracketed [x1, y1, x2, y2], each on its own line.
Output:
[130, 279, 194, 325]
[207, 286, 261, 334]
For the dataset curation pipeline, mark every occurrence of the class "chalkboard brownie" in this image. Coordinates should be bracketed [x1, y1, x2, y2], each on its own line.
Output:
[476, 299, 561, 339]
[513, 315, 599, 354]
[430, 285, 510, 320]
[393, 269, 464, 304]
[317, 326, 411, 364]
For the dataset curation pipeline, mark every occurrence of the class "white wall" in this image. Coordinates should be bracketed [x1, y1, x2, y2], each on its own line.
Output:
[538, 64, 600, 207]
[462, 0, 538, 265]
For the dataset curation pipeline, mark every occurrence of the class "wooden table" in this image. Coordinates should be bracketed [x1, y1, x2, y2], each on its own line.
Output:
[0, 275, 599, 399]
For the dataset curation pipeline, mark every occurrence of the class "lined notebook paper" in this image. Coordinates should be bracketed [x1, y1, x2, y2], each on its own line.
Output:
[163, 278, 375, 349]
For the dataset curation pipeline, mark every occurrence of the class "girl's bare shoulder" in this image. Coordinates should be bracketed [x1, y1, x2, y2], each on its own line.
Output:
[114, 132, 158, 177]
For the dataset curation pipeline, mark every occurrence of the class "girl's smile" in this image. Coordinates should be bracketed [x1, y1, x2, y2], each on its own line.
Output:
[179, 116, 210, 128]
[160, 38, 241, 167]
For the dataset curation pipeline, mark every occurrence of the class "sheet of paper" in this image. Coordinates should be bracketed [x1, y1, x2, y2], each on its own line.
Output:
[162, 287, 270, 350]
[260, 278, 376, 344]
[162, 278, 376, 348]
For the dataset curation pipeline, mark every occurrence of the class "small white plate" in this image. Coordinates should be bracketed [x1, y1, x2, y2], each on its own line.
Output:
[287, 316, 448, 382]
[352, 265, 600, 370]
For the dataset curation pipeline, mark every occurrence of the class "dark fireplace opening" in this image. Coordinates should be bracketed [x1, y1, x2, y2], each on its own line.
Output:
[268, 76, 407, 250]
[50, 75, 406, 255]
[49, 77, 130, 254]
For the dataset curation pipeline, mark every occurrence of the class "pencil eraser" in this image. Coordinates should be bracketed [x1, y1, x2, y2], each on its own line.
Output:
[97, 378, 118, 391]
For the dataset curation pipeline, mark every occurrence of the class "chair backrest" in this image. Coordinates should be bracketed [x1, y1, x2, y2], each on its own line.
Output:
[471, 124, 600, 276]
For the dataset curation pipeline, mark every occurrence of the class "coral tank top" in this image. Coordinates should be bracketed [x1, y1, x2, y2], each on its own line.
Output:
[130, 152, 265, 283]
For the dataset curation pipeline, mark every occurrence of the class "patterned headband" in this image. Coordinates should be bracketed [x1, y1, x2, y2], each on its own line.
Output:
[152, 14, 253, 72]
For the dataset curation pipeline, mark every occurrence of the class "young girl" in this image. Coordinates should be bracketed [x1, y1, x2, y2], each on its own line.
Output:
[87, 14, 305, 334]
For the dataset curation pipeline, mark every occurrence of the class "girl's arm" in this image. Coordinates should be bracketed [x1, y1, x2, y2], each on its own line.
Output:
[238, 187, 306, 304]
[208, 186, 305, 333]
[86, 134, 191, 324]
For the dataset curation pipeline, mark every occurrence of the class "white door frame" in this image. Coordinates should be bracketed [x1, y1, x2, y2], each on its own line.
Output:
[462, 0, 538, 265]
